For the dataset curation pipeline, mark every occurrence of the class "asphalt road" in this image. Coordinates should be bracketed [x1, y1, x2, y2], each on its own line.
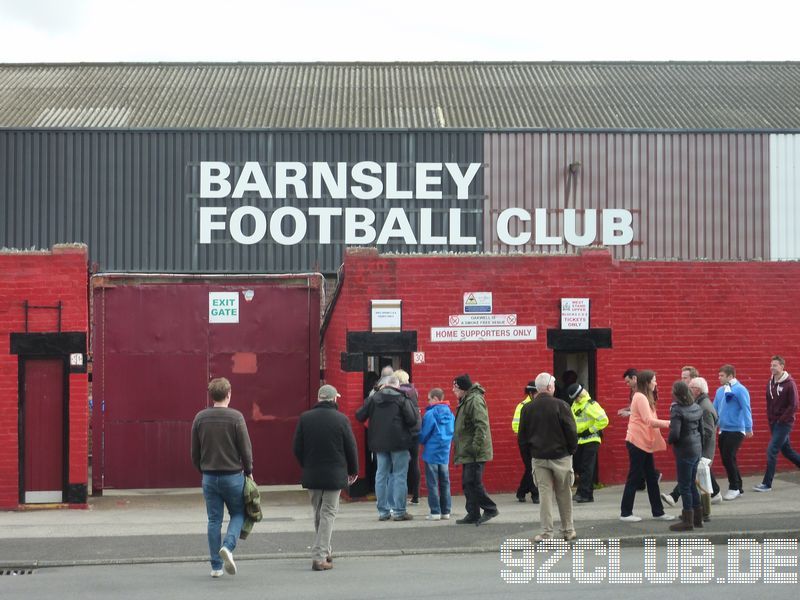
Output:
[3, 545, 798, 600]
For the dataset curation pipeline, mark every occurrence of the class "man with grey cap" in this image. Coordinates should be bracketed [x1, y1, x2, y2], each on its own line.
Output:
[518, 372, 578, 542]
[293, 384, 359, 571]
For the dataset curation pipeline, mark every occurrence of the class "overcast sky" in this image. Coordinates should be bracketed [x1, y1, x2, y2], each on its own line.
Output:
[0, 0, 797, 63]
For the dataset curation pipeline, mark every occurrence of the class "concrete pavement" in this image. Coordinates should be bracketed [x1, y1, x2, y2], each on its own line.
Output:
[1, 471, 798, 568]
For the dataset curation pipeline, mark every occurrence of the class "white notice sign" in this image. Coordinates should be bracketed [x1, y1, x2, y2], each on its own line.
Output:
[463, 292, 492, 314]
[561, 298, 590, 330]
[449, 314, 516, 327]
[209, 292, 239, 323]
[371, 299, 402, 332]
[431, 326, 537, 342]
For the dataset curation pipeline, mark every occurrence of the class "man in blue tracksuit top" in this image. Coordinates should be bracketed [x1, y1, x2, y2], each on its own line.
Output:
[419, 388, 455, 520]
[713, 364, 753, 501]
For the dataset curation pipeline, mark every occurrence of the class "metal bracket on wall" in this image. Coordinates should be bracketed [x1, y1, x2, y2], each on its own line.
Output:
[23, 300, 63, 333]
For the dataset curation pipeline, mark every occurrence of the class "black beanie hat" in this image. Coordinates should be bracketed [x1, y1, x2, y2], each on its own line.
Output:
[566, 383, 583, 400]
[524, 380, 537, 394]
[454, 374, 472, 391]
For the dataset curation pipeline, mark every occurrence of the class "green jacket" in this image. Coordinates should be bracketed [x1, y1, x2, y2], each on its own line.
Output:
[453, 383, 494, 464]
[239, 475, 262, 540]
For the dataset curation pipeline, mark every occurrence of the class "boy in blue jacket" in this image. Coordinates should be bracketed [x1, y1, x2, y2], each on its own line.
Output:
[713, 364, 753, 501]
[420, 388, 455, 520]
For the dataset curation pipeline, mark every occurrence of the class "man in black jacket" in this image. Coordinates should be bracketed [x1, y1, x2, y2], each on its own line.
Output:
[355, 375, 418, 521]
[518, 372, 578, 542]
[293, 384, 359, 571]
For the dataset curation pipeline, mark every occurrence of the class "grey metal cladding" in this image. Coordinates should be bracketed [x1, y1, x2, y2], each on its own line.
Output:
[2, 63, 800, 130]
[0, 130, 485, 273]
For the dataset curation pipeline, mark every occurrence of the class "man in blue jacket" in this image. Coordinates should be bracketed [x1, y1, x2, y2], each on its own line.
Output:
[713, 364, 753, 501]
[419, 388, 455, 520]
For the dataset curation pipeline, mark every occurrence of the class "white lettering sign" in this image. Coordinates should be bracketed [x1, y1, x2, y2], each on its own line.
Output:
[431, 326, 537, 342]
[209, 292, 239, 323]
[197, 161, 635, 249]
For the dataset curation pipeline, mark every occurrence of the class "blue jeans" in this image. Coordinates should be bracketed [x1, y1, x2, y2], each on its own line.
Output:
[202, 472, 245, 570]
[763, 421, 800, 487]
[424, 462, 451, 515]
[675, 455, 700, 511]
[375, 450, 410, 517]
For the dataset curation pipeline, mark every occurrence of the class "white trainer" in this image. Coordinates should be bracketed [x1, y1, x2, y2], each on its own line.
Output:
[723, 489, 741, 501]
[660, 492, 677, 507]
[440, 514, 451, 520]
[710, 492, 723, 504]
[211, 569, 224, 578]
[219, 546, 237, 575]
[619, 515, 642, 522]
[425, 514, 441, 520]
[653, 513, 676, 521]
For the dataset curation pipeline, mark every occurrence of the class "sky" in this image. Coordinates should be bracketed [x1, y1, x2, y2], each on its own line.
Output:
[0, 0, 798, 63]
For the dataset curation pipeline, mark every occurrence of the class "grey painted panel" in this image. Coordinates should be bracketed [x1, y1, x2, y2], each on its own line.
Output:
[0, 131, 484, 273]
[771, 134, 800, 259]
[484, 132, 770, 260]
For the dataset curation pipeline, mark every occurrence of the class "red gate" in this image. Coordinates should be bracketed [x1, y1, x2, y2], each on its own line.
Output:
[92, 277, 320, 490]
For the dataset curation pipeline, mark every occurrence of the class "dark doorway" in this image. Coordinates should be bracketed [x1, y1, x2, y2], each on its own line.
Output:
[553, 350, 597, 403]
[354, 353, 412, 497]
[21, 358, 67, 504]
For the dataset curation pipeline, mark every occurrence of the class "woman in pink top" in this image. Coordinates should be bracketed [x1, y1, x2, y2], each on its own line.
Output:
[619, 371, 675, 522]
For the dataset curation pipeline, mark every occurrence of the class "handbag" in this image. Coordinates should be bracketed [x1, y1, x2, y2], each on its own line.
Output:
[696, 458, 713, 494]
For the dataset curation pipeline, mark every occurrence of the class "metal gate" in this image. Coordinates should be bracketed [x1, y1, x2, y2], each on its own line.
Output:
[92, 276, 320, 491]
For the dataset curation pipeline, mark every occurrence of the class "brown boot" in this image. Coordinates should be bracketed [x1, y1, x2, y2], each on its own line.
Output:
[312, 560, 333, 571]
[693, 508, 704, 528]
[669, 509, 694, 532]
[701, 493, 711, 522]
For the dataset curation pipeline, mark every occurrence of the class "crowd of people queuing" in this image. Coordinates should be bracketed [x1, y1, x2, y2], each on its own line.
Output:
[189, 355, 800, 575]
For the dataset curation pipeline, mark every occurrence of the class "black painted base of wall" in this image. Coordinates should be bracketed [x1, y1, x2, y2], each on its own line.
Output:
[66, 483, 88, 504]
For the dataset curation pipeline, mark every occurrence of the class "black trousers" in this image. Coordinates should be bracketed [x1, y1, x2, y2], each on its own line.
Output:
[620, 442, 665, 517]
[573, 441, 599, 499]
[462, 462, 497, 519]
[719, 431, 745, 492]
[515, 444, 539, 500]
[407, 436, 420, 500]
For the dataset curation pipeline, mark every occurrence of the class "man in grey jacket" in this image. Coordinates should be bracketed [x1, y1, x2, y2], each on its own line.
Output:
[191, 377, 253, 578]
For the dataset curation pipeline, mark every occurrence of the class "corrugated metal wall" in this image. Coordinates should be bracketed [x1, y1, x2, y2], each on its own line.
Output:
[3, 129, 797, 270]
[771, 134, 800, 260]
[484, 132, 771, 260]
[0, 131, 484, 273]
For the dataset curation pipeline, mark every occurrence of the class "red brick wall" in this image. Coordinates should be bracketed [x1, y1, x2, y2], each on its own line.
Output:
[0, 246, 89, 509]
[324, 248, 800, 493]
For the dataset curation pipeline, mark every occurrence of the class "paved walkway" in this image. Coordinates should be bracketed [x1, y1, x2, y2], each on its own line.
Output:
[0, 472, 798, 567]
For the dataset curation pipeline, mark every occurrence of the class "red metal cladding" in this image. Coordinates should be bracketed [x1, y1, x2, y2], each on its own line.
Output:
[484, 132, 770, 260]
[93, 280, 319, 489]
[24, 359, 65, 495]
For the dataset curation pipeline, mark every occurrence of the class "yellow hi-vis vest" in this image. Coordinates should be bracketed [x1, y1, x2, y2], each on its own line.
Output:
[511, 395, 533, 434]
[571, 393, 609, 445]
